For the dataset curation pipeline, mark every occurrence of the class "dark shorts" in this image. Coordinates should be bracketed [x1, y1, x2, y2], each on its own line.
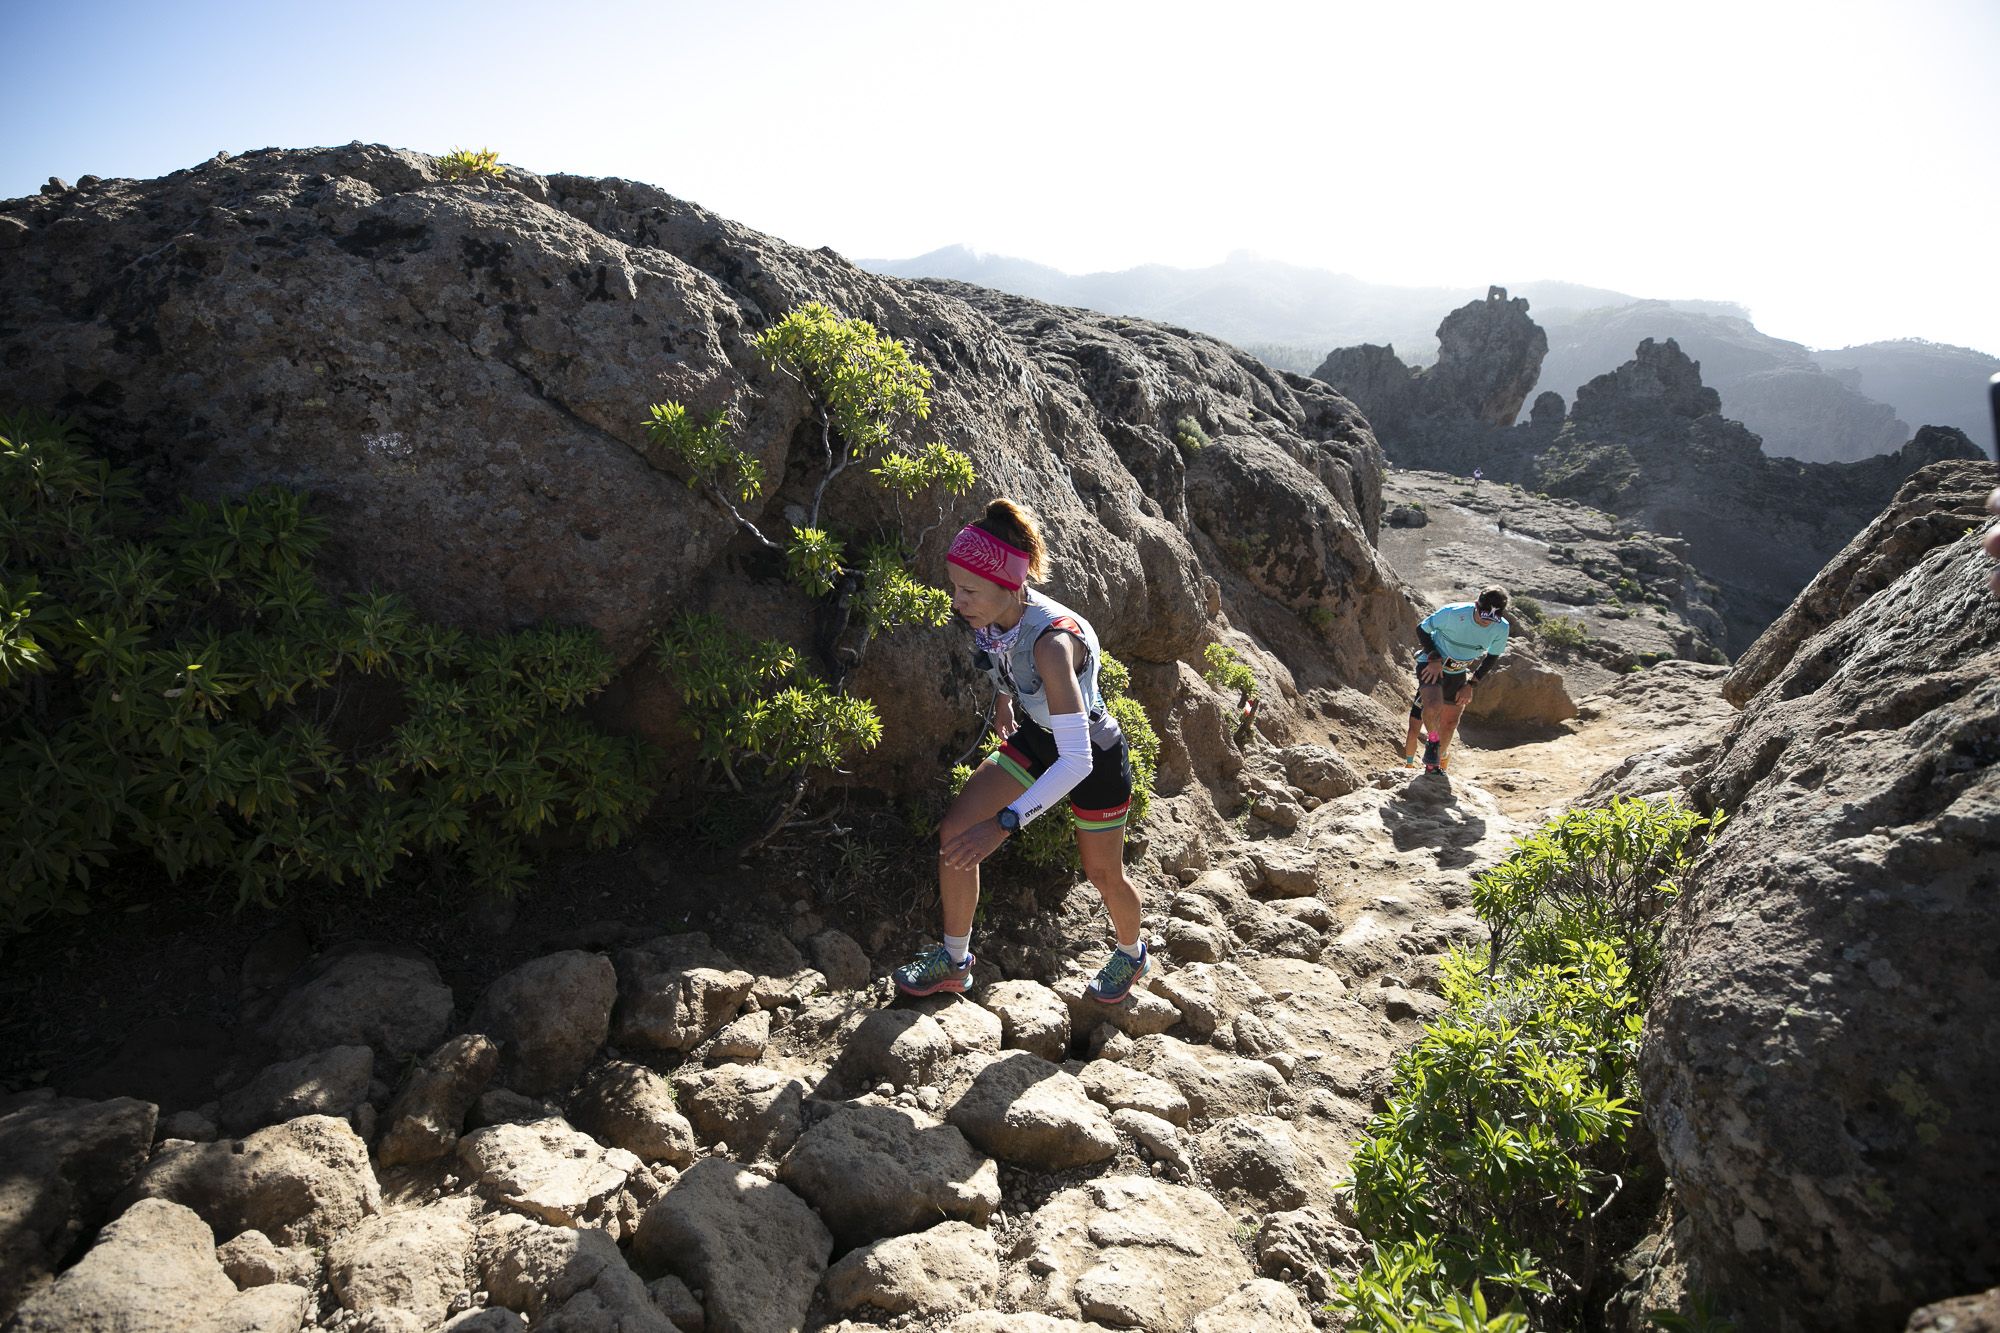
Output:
[1413, 664, 1471, 706]
[990, 718, 1134, 830]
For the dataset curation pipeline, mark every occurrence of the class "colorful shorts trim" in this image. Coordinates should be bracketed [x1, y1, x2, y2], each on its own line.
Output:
[989, 718, 1134, 829]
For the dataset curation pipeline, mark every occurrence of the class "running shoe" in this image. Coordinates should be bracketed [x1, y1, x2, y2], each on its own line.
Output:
[893, 946, 974, 997]
[1087, 943, 1150, 1004]
[1422, 734, 1441, 769]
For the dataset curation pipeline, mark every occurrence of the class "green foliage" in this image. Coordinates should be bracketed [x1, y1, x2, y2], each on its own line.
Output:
[1332, 1248, 1531, 1332]
[1201, 643, 1257, 699]
[437, 146, 504, 180]
[1333, 796, 1720, 1328]
[754, 303, 934, 461]
[1172, 415, 1210, 453]
[871, 441, 975, 499]
[0, 422, 657, 934]
[1509, 596, 1544, 627]
[1614, 576, 1645, 600]
[784, 526, 844, 597]
[857, 542, 953, 632]
[1472, 795, 1719, 1003]
[1538, 616, 1589, 653]
[645, 402, 761, 503]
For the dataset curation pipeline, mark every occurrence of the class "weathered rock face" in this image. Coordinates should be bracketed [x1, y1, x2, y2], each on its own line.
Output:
[1312, 287, 1547, 433]
[1724, 458, 1995, 705]
[1643, 527, 2000, 1330]
[0, 145, 1411, 795]
[0, 1093, 158, 1323]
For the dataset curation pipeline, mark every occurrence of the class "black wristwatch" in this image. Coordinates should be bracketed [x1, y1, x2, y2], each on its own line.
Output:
[996, 808, 1021, 835]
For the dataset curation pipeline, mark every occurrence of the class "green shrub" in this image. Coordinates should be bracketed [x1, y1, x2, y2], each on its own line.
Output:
[0, 417, 657, 933]
[1538, 617, 1589, 654]
[437, 147, 504, 180]
[1509, 596, 1545, 627]
[1471, 795, 1718, 1002]
[1172, 416, 1210, 454]
[1201, 643, 1257, 699]
[1332, 796, 1722, 1328]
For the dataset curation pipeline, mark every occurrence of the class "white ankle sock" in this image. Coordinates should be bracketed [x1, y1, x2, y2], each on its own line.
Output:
[943, 933, 971, 965]
[1116, 939, 1145, 960]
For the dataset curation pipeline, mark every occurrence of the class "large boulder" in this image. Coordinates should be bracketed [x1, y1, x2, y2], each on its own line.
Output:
[477, 1212, 670, 1332]
[456, 1117, 643, 1231]
[631, 1159, 831, 1333]
[1644, 535, 2000, 1331]
[0, 1092, 157, 1322]
[468, 950, 617, 1097]
[261, 945, 453, 1064]
[672, 1065, 806, 1161]
[568, 1061, 697, 1167]
[822, 1221, 1000, 1321]
[7, 1197, 309, 1333]
[777, 1102, 999, 1249]
[123, 1114, 381, 1247]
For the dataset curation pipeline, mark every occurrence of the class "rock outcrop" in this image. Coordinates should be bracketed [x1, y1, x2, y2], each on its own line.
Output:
[1643, 518, 2000, 1330]
[1318, 292, 1985, 651]
[1313, 285, 1547, 435]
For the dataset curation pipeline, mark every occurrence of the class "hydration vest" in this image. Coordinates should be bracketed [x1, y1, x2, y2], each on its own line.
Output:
[977, 591, 1124, 748]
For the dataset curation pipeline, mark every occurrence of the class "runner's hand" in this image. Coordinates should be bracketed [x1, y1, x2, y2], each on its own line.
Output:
[1419, 661, 1443, 684]
[941, 817, 1011, 870]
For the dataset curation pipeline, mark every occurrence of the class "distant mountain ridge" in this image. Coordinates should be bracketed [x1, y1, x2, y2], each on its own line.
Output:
[862, 247, 1998, 459]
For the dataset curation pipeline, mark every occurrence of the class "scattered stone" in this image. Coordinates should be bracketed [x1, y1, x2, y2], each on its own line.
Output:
[1196, 1116, 1333, 1211]
[1053, 973, 1180, 1038]
[217, 1229, 320, 1289]
[124, 1114, 381, 1247]
[569, 1061, 697, 1167]
[1144, 963, 1270, 1041]
[1110, 1109, 1193, 1181]
[261, 945, 453, 1063]
[1255, 1207, 1368, 1302]
[631, 1159, 831, 1333]
[468, 950, 617, 1097]
[1162, 918, 1225, 964]
[218, 1045, 374, 1137]
[647, 1273, 703, 1331]
[1906, 1287, 2000, 1333]
[440, 1310, 526, 1332]
[707, 1010, 771, 1063]
[823, 1221, 1000, 1319]
[945, 1052, 1117, 1170]
[1191, 1277, 1314, 1332]
[1124, 1035, 1286, 1121]
[456, 1117, 642, 1231]
[907, 995, 1003, 1055]
[1078, 1060, 1191, 1127]
[979, 980, 1071, 1061]
[478, 1211, 670, 1330]
[778, 1102, 999, 1248]
[327, 1201, 478, 1328]
[159, 1109, 219, 1143]
[0, 1092, 157, 1320]
[613, 934, 755, 1053]
[673, 1065, 806, 1160]
[828, 1009, 952, 1092]
[807, 929, 871, 990]
[1250, 844, 1326, 898]
[1087, 1026, 1134, 1062]
[376, 1034, 500, 1168]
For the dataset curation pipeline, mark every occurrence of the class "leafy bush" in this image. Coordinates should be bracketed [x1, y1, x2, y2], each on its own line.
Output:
[1201, 643, 1257, 699]
[1333, 796, 1722, 1329]
[1472, 796, 1719, 1003]
[644, 304, 973, 848]
[1509, 596, 1545, 627]
[1172, 416, 1210, 453]
[1538, 617, 1589, 654]
[0, 417, 657, 933]
[437, 146, 504, 180]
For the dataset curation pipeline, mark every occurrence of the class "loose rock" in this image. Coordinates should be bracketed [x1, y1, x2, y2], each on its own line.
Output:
[469, 951, 617, 1097]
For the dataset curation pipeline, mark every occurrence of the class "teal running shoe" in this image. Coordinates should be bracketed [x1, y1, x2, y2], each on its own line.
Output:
[1087, 943, 1149, 1004]
[894, 945, 974, 997]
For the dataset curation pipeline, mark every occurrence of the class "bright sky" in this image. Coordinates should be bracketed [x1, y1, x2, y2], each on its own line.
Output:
[7, 0, 1998, 353]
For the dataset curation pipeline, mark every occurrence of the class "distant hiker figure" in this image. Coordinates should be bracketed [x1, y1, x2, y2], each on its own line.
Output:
[894, 500, 1146, 1003]
[1399, 586, 1510, 776]
[1472, 467, 1483, 482]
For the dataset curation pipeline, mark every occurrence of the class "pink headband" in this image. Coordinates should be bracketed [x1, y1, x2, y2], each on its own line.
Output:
[947, 524, 1031, 590]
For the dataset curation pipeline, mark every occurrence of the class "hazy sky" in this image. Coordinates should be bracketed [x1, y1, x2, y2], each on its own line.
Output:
[7, 0, 1998, 353]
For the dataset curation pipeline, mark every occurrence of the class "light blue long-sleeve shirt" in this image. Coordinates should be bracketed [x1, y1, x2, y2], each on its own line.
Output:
[1417, 603, 1510, 671]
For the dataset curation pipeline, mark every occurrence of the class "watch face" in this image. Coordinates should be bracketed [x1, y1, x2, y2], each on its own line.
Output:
[997, 808, 1019, 832]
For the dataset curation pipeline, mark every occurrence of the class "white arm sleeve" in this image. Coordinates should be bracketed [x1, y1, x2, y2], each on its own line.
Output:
[1008, 712, 1093, 827]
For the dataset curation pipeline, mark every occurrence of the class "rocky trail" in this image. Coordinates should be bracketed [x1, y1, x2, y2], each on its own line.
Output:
[0, 662, 1734, 1333]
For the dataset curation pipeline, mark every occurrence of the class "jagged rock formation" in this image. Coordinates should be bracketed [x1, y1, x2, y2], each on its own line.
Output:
[1311, 286, 1547, 435]
[1639, 503, 2000, 1330]
[0, 144, 1413, 811]
[1317, 297, 1984, 652]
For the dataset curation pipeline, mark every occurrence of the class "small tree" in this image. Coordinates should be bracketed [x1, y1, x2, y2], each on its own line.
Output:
[645, 303, 975, 852]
